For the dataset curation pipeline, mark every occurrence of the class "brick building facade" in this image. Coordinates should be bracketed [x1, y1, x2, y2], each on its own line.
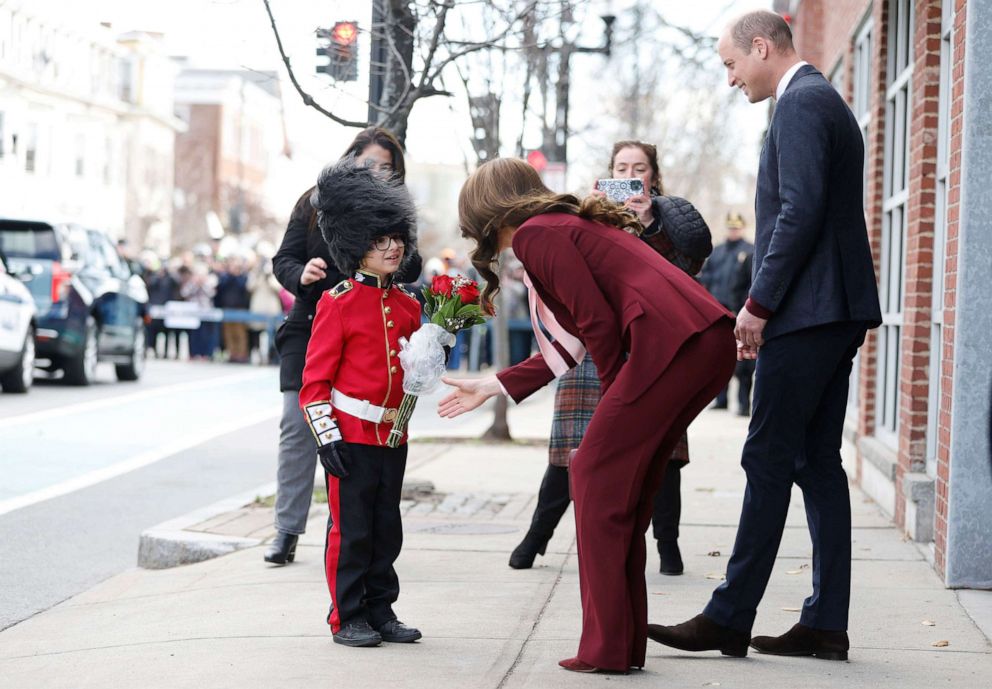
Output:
[172, 68, 287, 251]
[772, 0, 991, 587]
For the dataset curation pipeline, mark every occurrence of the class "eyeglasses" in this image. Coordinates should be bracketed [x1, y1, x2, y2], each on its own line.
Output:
[362, 160, 394, 177]
[373, 234, 405, 252]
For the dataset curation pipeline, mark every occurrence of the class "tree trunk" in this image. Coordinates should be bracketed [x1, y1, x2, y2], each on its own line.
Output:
[483, 250, 513, 441]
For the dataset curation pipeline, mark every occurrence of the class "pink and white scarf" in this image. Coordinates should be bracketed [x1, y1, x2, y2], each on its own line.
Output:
[523, 271, 586, 377]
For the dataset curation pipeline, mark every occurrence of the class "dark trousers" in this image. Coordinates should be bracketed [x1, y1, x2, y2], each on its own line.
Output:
[704, 321, 867, 634]
[525, 461, 684, 545]
[324, 443, 407, 633]
[715, 359, 756, 412]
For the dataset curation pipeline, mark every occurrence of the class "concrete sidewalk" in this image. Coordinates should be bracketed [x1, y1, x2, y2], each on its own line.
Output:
[2, 402, 991, 688]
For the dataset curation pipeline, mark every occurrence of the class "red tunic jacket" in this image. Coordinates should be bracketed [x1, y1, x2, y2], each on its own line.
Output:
[496, 213, 733, 404]
[299, 271, 421, 447]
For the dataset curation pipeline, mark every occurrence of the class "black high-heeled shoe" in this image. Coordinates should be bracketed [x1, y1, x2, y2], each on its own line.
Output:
[508, 531, 551, 569]
[264, 532, 298, 565]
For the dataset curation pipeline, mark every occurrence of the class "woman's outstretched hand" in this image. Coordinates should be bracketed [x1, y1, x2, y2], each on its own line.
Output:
[437, 375, 502, 418]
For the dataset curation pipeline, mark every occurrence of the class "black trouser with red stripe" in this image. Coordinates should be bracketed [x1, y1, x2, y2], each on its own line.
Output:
[324, 442, 407, 633]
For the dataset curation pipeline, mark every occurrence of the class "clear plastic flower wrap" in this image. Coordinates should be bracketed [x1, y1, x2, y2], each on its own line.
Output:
[399, 324, 455, 395]
[385, 324, 455, 447]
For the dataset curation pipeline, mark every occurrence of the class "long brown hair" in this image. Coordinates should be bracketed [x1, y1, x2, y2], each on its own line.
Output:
[609, 140, 664, 196]
[293, 126, 407, 233]
[458, 157, 640, 312]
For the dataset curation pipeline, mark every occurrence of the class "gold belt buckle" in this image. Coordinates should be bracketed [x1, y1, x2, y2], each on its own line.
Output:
[382, 408, 399, 423]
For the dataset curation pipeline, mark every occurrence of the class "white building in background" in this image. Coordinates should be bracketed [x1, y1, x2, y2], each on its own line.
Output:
[172, 66, 288, 251]
[0, 2, 184, 255]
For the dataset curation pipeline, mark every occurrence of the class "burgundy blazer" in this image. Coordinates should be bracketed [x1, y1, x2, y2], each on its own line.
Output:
[496, 213, 733, 405]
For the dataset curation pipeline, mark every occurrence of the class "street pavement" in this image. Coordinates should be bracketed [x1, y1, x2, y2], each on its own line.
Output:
[1, 381, 991, 687]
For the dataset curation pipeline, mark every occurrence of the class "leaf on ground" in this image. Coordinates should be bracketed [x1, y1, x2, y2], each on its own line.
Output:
[781, 607, 802, 612]
[786, 564, 811, 575]
[932, 640, 950, 647]
[921, 620, 936, 626]
[705, 573, 726, 581]
[695, 487, 716, 492]
[707, 550, 722, 557]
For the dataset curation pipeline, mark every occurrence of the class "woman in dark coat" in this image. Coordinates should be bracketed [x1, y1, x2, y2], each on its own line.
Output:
[264, 127, 422, 565]
[439, 158, 736, 673]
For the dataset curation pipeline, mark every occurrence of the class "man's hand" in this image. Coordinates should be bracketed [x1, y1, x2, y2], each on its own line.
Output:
[437, 375, 502, 418]
[735, 306, 767, 349]
[300, 257, 328, 286]
[318, 441, 350, 479]
[737, 340, 759, 361]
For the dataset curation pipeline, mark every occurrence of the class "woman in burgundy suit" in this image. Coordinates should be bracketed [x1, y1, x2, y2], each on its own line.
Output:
[438, 158, 736, 673]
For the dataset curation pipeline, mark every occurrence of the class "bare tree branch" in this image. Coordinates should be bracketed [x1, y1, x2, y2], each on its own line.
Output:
[261, 0, 369, 128]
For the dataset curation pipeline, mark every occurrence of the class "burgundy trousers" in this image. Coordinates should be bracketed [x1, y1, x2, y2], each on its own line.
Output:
[569, 319, 736, 670]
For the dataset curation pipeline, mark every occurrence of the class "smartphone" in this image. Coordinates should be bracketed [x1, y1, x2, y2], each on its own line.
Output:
[596, 178, 644, 203]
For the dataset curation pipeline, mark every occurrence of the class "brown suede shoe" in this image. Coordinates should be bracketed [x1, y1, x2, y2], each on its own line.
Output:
[647, 613, 750, 657]
[750, 623, 849, 661]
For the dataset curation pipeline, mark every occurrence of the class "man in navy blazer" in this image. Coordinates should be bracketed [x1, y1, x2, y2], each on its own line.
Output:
[648, 10, 881, 661]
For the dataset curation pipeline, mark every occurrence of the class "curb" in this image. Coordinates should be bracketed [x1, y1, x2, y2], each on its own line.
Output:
[137, 482, 277, 569]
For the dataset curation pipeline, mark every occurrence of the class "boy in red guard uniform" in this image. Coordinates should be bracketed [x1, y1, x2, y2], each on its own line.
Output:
[300, 160, 422, 647]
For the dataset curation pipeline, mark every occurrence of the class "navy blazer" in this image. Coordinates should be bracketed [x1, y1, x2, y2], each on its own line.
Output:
[751, 64, 881, 340]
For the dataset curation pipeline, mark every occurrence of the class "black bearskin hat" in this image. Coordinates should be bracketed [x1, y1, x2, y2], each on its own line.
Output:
[310, 160, 418, 276]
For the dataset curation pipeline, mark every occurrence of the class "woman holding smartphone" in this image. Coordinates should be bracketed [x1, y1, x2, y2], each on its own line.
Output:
[439, 158, 735, 673]
[509, 141, 711, 576]
[264, 128, 422, 565]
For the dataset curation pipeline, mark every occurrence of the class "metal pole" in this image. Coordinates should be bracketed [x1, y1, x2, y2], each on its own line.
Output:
[367, 0, 387, 124]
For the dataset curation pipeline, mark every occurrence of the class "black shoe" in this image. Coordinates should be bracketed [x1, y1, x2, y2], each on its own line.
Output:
[263, 532, 298, 565]
[750, 623, 849, 661]
[658, 541, 684, 575]
[377, 619, 422, 643]
[737, 407, 751, 417]
[711, 401, 728, 410]
[509, 531, 551, 569]
[647, 613, 750, 657]
[333, 620, 382, 647]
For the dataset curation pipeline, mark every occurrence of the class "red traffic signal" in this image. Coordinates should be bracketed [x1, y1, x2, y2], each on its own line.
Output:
[316, 21, 359, 82]
[331, 21, 358, 46]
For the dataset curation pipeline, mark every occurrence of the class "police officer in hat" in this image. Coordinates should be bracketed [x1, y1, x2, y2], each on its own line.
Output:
[700, 212, 756, 415]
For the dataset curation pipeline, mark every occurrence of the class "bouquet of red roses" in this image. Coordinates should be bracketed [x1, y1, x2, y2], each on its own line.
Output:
[385, 275, 488, 447]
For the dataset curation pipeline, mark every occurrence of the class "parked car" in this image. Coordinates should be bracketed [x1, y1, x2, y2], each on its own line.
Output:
[0, 250, 37, 393]
[0, 218, 148, 385]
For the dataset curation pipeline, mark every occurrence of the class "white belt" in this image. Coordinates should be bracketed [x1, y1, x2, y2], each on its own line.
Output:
[332, 389, 399, 424]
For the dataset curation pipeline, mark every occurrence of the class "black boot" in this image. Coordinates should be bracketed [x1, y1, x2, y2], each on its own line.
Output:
[509, 531, 551, 569]
[658, 540, 684, 575]
[263, 532, 298, 565]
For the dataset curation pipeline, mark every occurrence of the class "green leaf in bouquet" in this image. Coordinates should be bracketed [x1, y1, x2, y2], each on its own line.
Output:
[422, 288, 439, 318]
[455, 303, 484, 319]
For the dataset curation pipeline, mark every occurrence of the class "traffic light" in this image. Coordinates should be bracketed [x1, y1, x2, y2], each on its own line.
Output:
[316, 21, 359, 82]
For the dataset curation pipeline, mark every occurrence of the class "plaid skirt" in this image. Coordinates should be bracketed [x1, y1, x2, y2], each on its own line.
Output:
[548, 354, 690, 466]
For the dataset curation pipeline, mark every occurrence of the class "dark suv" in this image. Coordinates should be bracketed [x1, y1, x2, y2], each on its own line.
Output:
[0, 218, 148, 385]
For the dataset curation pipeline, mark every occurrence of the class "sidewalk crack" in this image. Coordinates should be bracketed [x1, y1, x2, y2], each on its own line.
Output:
[495, 536, 573, 689]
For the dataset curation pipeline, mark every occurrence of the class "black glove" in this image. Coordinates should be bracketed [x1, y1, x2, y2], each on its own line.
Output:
[318, 441, 350, 479]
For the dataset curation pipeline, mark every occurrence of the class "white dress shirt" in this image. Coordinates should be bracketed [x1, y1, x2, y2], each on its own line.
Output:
[775, 60, 808, 100]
